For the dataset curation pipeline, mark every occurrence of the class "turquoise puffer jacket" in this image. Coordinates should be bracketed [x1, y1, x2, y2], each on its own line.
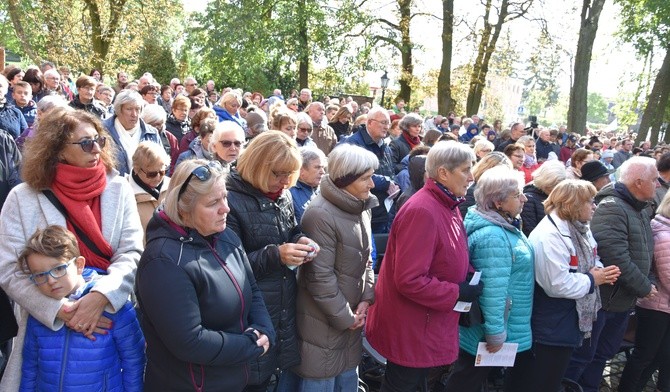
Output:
[459, 207, 534, 356]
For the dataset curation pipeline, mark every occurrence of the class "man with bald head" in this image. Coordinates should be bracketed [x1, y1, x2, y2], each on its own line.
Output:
[306, 102, 337, 155]
[184, 77, 198, 95]
[565, 156, 658, 392]
[536, 128, 560, 161]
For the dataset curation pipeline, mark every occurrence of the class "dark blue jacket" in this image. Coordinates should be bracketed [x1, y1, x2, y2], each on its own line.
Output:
[102, 116, 161, 176]
[339, 127, 395, 231]
[289, 180, 317, 223]
[137, 210, 275, 392]
[20, 301, 145, 392]
[0, 103, 27, 139]
[16, 102, 37, 128]
[213, 105, 247, 130]
[0, 130, 21, 209]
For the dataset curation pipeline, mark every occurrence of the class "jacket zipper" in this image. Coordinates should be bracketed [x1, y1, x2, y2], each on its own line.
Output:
[59, 328, 71, 392]
[208, 242, 250, 382]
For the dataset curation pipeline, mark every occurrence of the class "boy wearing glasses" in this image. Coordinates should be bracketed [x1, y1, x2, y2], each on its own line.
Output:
[18, 225, 145, 391]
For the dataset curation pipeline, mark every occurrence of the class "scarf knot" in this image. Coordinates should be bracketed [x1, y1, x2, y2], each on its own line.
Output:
[51, 161, 113, 270]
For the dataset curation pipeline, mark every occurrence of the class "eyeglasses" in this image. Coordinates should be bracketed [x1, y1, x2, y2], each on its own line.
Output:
[69, 136, 106, 153]
[220, 140, 244, 148]
[370, 119, 390, 126]
[141, 167, 167, 179]
[177, 161, 223, 200]
[272, 170, 296, 180]
[29, 258, 75, 285]
[298, 127, 312, 132]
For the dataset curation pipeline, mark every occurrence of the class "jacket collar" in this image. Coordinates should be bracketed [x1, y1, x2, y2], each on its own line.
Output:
[320, 176, 378, 215]
[612, 182, 649, 211]
[425, 179, 461, 211]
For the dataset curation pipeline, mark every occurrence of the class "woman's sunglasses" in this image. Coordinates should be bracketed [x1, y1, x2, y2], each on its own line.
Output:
[220, 140, 244, 148]
[177, 161, 223, 200]
[141, 167, 167, 179]
[69, 136, 106, 153]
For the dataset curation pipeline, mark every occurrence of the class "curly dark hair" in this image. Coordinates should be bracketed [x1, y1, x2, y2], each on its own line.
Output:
[22, 106, 117, 190]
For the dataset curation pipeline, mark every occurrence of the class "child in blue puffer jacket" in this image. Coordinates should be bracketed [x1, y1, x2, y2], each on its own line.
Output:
[17, 225, 145, 392]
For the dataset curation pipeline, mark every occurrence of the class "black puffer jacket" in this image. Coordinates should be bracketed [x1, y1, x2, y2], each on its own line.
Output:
[226, 172, 303, 384]
[69, 96, 108, 120]
[136, 210, 275, 392]
[521, 183, 548, 237]
[592, 182, 654, 312]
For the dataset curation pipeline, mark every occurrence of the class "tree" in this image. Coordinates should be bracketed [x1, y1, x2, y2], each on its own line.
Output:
[437, 0, 455, 114]
[5, 0, 182, 75]
[134, 38, 178, 85]
[567, 0, 606, 135]
[586, 92, 609, 123]
[522, 30, 561, 118]
[465, 0, 534, 117]
[616, 0, 670, 144]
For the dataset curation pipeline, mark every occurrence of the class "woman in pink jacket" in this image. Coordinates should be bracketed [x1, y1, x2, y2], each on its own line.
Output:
[365, 141, 483, 392]
[619, 191, 670, 392]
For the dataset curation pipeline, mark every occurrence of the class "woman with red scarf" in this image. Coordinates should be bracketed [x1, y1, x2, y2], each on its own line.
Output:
[0, 106, 144, 391]
[389, 113, 424, 174]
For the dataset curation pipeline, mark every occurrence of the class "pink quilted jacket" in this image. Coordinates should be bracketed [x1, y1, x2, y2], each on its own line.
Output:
[638, 214, 670, 314]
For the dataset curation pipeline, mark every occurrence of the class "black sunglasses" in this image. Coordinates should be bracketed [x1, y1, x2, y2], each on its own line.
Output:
[177, 161, 223, 200]
[220, 140, 244, 148]
[69, 136, 106, 153]
[141, 167, 167, 179]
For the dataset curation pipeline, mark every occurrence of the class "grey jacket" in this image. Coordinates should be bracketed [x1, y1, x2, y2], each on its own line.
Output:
[591, 182, 654, 312]
[294, 176, 377, 379]
[0, 172, 143, 391]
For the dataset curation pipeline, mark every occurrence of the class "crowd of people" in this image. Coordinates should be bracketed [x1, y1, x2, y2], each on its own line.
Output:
[0, 62, 667, 392]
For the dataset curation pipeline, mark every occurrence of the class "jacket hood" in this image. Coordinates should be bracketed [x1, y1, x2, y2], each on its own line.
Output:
[464, 206, 517, 235]
[596, 181, 649, 211]
[320, 175, 378, 215]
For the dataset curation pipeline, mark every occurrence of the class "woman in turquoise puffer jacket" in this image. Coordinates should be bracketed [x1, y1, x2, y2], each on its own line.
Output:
[444, 165, 535, 392]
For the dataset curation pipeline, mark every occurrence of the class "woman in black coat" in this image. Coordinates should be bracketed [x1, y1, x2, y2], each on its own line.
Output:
[521, 160, 566, 237]
[226, 131, 320, 392]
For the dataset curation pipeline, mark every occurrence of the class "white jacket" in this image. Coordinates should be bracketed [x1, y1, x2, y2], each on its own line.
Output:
[0, 171, 144, 391]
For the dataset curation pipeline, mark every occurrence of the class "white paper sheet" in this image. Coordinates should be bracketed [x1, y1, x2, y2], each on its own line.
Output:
[474, 342, 518, 367]
[453, 271, 482, 312]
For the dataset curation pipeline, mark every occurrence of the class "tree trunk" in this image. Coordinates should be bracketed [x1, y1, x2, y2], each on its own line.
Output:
[567, 0, 606, 135]
[465, 0, 509, 117]
[397, 0, 413, 105]
[637, 46, 670, 144]
[297, 0, 309, 89]
[6, 0, 42, 64]
[437, 0, 454, 114]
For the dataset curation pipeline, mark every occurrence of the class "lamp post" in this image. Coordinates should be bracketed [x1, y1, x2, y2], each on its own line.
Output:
[380, 71, 389, 108]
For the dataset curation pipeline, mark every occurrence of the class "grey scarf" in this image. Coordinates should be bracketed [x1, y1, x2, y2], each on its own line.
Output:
[567, 220, 601, 338]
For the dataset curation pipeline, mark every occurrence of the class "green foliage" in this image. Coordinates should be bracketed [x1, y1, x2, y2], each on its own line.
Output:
[522, 30, 561, 114]
[189, 0, 370, 94]
[586, 92, 609, 124]
[134, 38, 178, 85]
[616, 0, 670, 54]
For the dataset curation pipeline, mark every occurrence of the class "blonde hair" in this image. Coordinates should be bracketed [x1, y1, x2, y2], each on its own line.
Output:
[236, 131, 301, 193]
[532, 160, 567, 194]
[163, 159, 228, 226]
[544, 179, 597, 221]
[132, 141, 171, 172]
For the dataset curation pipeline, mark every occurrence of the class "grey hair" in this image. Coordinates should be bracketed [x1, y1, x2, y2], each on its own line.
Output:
[532, 160, 567, 194]
[474, 166, 524, 212]
[209, 121, 246, 154]
[0, 74, 7, 89]
[473, 139, 494, 156]
[367, 106, 387, 122]
[620, 156, 658, 186]
[36, 94, 68, 112]
[296, 112, 312, 127]
[398, 113, 423, 132]
[43, 69, 60, 79]
[141, 104, 167, 125]
[114, 90, 145, 115]
[328, 144, 378, 183]
[426, 141, 475, 178]
[300, 146, 326, 169]
[517, 135, 534, 145]
[163, 159, 228, 227]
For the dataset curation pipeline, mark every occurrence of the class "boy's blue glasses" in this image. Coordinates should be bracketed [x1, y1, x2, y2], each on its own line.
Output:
[29, 258, 75, 285]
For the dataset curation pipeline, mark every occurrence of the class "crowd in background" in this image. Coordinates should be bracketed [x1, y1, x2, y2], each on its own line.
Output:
[0, 62, 667, 392]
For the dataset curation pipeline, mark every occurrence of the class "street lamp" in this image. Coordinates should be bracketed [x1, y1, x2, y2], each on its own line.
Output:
[380, 71, 389, 108]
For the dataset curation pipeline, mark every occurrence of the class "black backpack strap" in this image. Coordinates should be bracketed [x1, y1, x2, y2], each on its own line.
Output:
[42, 190, 109, 260]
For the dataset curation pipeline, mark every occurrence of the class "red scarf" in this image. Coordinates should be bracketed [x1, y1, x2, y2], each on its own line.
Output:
[264, 189, 283, 202]
[51, 161, 113, 270]
[402, 132, 421, 149]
